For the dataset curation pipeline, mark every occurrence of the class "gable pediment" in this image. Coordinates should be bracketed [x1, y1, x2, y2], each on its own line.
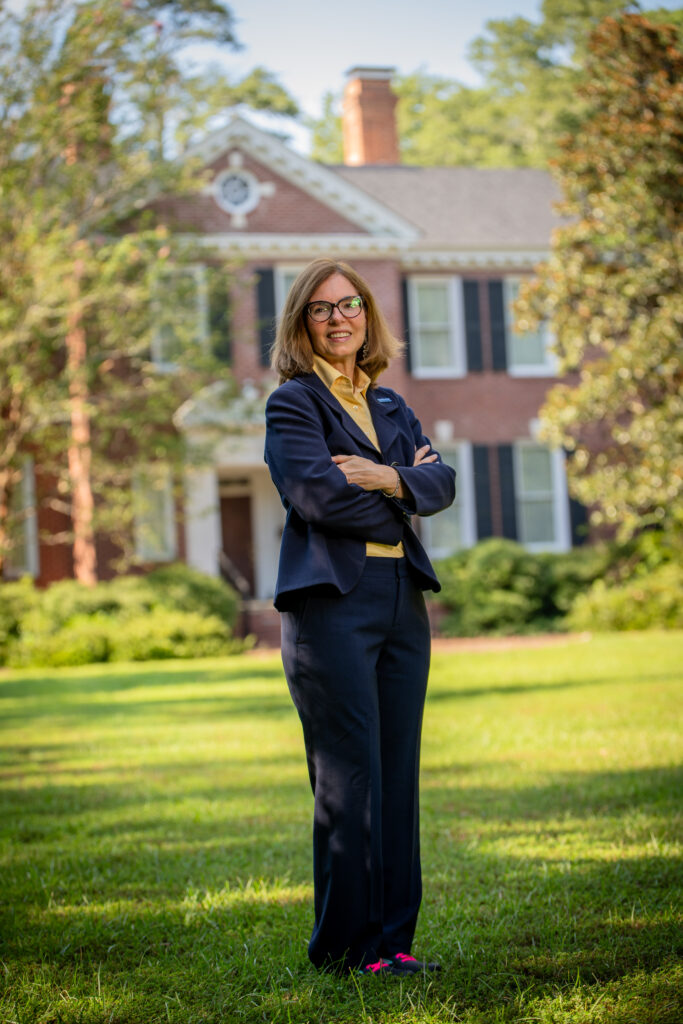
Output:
[186, 117, 419, 241]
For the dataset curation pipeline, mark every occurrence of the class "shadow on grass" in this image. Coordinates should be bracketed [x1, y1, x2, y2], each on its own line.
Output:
[0, 659, 285, 701]
[0, 690, 296, 726]
[1, 658, 681, 1022]
[2, 842, 680, 1023]
[6, 665, 677, 731]
[427, 668, 681, 703]
[424, 763, 683, 824]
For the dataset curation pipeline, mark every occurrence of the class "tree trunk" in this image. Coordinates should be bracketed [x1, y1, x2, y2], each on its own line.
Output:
[66, 258, 97, 585]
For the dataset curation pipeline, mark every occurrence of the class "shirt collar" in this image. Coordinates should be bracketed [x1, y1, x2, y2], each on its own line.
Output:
[312, 354, 371, 397]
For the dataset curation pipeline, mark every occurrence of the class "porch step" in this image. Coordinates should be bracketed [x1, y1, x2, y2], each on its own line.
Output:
[236, 600, 281, 648]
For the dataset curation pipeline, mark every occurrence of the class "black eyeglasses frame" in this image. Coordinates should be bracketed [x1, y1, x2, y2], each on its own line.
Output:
[304, 295, 364, 323]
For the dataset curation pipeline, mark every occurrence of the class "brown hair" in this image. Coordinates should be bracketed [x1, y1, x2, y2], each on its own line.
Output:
[270, 258, 403, 384]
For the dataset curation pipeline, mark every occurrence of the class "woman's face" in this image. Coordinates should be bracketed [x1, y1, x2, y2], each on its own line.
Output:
[305, 272, 367, 372]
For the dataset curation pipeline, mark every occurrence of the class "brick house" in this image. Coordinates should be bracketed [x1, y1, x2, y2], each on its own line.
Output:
[6, 67, 586, 639]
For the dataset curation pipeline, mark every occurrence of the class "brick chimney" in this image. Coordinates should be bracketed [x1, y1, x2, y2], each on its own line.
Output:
[342, 67, 399, 166]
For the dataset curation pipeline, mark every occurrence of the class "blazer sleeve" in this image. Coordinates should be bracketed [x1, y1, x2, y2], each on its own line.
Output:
[265, 385, 404, 544]
[391, 395, 457, 517]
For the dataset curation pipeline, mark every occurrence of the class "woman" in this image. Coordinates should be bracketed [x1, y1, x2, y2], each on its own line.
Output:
[265, 258, 455, 976]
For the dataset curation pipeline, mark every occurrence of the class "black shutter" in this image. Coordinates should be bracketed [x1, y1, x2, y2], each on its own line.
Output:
[473, 444, 492, 539]
[498, 444, 518, 539]
[208, 269, 231, 364]
[489, 280, 508, 372]
[401, 278, 412, 372]
[570, 497, 588, 546]
[255, 267, 276, 367]
[463, 280, 483, 372]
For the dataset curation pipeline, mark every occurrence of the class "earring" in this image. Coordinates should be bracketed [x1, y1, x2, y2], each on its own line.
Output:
[361, 336, 369, 360]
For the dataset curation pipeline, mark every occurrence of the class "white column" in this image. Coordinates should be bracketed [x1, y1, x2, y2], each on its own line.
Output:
[251, 471, 286, 600]
[184, 467, 221, 577]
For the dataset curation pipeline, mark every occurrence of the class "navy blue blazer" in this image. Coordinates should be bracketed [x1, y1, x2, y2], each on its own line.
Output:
[264, 372, 456, 611]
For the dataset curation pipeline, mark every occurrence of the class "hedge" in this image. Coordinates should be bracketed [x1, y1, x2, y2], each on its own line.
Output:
[0, 564, 248, 667]
[434, 538, 611, 636]
[567, 562, 683, 632]
[434, 535, 682, 636]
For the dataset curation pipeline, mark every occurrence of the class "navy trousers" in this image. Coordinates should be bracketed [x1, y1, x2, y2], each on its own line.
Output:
[280, 557, 431, 972]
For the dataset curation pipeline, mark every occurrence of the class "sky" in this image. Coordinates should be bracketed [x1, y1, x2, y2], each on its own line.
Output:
[8, 0, 683, 153]
[182, 0, 682, 152]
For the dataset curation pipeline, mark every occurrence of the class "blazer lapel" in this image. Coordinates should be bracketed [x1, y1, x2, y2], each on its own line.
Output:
[367, 389, 401, 459]
[296, 373, 380, 456]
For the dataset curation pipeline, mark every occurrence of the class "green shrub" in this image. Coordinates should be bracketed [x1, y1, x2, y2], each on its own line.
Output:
[8, 614, 112, 668]
[3, 564, 246, 666]
[35, 576, 154, 629]
[32, 565, 240, 633]
[435, 538, 608, 636]
[540, 545, 613, 613]
[567, 562, 683, 631]
[0, 578, 40, 663]
[436, 539, 548, 636]
[108, 608, 244, 662]
[145, 564, 239, 625]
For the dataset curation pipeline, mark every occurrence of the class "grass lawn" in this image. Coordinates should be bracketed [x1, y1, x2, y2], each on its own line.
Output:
[0, 631, 681, 1024]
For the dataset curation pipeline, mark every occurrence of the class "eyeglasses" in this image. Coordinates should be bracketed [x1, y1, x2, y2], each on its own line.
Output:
[304, 295, 364, 323]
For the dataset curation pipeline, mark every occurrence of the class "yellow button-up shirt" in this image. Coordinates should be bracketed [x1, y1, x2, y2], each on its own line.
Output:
[312, 354, 404, 558]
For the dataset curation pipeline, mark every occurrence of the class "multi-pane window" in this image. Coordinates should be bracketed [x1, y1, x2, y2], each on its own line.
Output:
[514, 442, 569, 551]
[275, 266, 304, 311]
[3, 457, 39, 578]
[407, 277, 466, 377]
[151, 265, 208, 368]
[132, 464, 177, 562]
[504, 278, 555, 376]
[420, 443, 475, 558]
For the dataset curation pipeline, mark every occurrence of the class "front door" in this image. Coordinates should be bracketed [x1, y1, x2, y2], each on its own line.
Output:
[220, 494, 254, 596]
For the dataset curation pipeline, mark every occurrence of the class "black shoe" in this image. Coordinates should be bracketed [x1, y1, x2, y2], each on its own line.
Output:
[390, 952, 441, 973]
[356, 958, 405, 977]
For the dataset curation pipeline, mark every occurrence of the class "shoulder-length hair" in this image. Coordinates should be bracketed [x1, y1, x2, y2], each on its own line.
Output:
[270, 258, 403, 384]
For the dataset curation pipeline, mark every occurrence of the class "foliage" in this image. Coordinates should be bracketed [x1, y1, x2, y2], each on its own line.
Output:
[0, 633, 680, 1022]
[395, 73, 544, 168]
[0, 578, 39, 664]
[28, 563, 240, 630]
[9, 613, 113, 668]
[436, 531, 682, 636]
[309, 1, 681, 167]
[308, 91, 343, 163]
[141, 562, 241, 622]
[0, 0, 297, 577]
[567, 561, 683, 631]
[108, 607, 241, 661]
[8, 608, 241, 667]
[520, 13, 683, 542]
[434, 537, 609, 636]
[2, 564, 245, 666]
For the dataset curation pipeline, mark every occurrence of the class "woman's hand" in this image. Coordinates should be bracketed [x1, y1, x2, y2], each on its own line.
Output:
[414, 444, 437, 467]
[331, 445, 437, 497]
[331, 455, 396, 492]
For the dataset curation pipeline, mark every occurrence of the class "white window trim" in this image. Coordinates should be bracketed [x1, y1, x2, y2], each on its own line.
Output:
[408, 276, 467, 379]
[513, 442, 570, 553]
[504, 276, 557, 377]
[151, 263, 209, 372]
[132, 464, 177, 563]
[3, 456, 40, 578]
[274, 264, 306, 313]
[421, 441, 476, 559]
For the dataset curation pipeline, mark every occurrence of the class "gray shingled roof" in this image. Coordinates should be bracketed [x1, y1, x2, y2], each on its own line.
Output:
[334, 166, 562, 249]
